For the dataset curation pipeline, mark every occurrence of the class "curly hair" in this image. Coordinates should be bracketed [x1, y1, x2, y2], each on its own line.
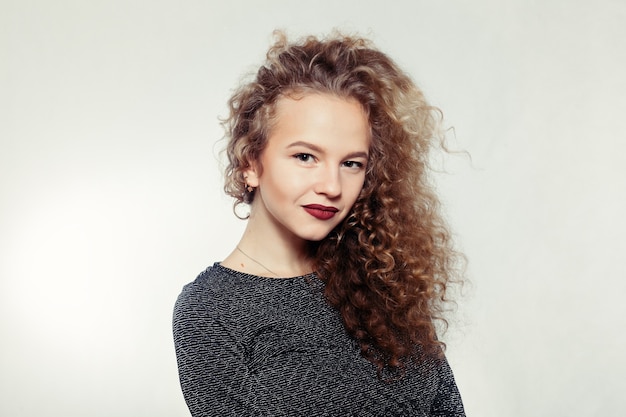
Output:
[223, 31, 463, 380]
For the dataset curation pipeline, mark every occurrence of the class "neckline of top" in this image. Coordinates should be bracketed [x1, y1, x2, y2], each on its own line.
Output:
[214, 262, 318, 281]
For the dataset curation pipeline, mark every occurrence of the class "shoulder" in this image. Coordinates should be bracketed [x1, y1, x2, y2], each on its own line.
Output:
[179, 264, 229, 293]
[174, 264, 239, 314]
[173, 263, 326, 334]
[174, 263, 284, 320]
[172, 264, 246, 343]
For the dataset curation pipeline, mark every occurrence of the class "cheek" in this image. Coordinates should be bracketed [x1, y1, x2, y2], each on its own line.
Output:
[346, 176, 366, 203]
[262, 165, 298, 198]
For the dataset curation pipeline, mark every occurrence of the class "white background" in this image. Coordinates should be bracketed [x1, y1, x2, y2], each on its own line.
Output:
[1, 1, 625, 416]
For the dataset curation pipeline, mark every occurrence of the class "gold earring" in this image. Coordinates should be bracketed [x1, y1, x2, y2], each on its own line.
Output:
[244, 176, 254, 193]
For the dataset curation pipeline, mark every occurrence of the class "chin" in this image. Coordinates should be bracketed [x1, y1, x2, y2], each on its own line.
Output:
[299, 229, 335, 243]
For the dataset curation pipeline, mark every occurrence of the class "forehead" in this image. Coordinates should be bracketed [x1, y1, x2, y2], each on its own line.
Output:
[272, 92, 369, 130]
[267, 93, 370, 146]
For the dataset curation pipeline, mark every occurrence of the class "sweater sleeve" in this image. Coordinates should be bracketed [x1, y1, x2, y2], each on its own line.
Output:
[173, 282, 262, 417]
[429, 355, 466, 417]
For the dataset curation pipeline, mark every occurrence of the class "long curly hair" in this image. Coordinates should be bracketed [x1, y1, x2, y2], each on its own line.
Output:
[223, 31, 463, 379]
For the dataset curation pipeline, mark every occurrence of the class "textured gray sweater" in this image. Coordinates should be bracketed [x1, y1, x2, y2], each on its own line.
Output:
[173, 263, 465, 416]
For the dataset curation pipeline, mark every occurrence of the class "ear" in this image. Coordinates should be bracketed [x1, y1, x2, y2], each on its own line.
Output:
[244, 162, 260, 188]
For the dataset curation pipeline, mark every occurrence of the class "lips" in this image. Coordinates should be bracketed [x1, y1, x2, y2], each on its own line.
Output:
[303, 204, 339, 220]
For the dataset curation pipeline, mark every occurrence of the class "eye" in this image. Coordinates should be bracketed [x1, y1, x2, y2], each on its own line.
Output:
[294, 153, 315, 163]
[342, 160, 364, 169]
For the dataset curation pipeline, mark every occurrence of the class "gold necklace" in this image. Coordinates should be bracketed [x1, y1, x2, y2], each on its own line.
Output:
[236, 246, 279, 277]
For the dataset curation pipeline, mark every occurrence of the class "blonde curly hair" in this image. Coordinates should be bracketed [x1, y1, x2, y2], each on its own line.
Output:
[223, 31, 463, 380]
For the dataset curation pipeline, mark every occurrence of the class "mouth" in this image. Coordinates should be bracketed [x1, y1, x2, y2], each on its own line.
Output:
[302, 204, 339, 220]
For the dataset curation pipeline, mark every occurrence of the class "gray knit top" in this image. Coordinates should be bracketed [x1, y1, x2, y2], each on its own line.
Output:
[173, 263, 465, 416]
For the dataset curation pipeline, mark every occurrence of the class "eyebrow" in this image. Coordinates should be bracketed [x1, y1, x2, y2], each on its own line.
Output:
[286, 141, 369, 159]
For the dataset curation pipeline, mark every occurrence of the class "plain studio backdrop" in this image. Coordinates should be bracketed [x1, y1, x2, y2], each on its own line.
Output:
[1, 1, 625, 416]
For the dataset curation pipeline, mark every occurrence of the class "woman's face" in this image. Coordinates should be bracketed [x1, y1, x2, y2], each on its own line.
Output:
[245, 93, 370, 243]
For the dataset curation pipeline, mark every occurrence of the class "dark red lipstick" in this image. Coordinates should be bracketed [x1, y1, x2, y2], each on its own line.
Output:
[303, 204, 339, 220]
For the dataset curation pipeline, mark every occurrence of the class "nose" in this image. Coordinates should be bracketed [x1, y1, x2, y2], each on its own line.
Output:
[314, 166, 341, 198]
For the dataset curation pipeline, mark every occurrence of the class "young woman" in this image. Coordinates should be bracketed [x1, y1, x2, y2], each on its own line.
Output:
[173, 32, 466, 416]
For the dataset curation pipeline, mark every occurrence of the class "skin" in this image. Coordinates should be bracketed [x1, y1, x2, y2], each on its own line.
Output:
[221, 93, 371, 277]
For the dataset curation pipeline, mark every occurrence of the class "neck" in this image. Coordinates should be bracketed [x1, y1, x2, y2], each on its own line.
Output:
[222, 210, 313, 278]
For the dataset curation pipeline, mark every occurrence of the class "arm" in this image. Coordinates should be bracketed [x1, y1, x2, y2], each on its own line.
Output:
[430, 355, 466, 417]
[173, 284, 262, 417]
